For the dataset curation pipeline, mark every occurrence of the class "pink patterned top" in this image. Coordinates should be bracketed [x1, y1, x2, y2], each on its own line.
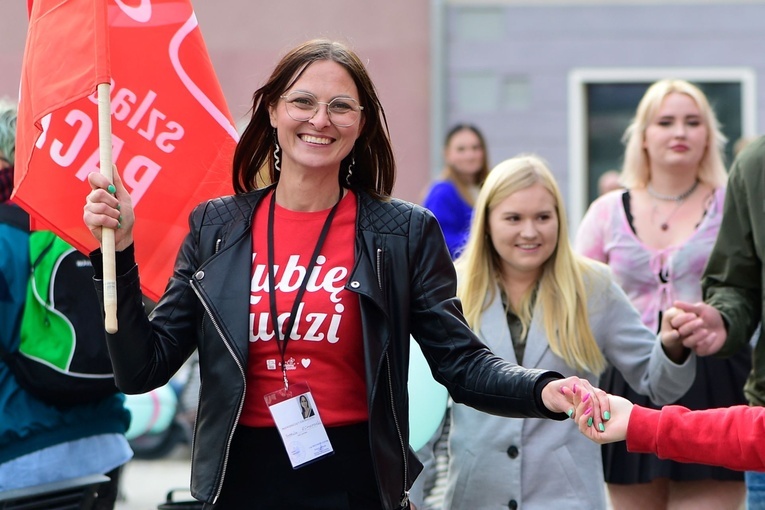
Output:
[575, 187, 726, 332]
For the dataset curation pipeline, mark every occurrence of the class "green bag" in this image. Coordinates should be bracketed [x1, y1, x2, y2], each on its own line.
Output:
[7, 231, 118, 406]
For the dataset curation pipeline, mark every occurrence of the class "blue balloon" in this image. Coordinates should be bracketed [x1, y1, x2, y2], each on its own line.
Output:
[408, 336, 448, 451]
[124, 384, 178, 440]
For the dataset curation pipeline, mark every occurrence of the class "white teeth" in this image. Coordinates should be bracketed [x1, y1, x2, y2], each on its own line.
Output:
[518, 244, 538, 249]
[301, 134, 331, 145]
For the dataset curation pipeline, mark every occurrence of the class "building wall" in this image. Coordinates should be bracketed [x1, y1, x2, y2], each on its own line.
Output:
[192, 1, 431, 202]
[0, 2, 28, 103]
[0, 1, 431, 203]
[443, 1, 765, 222]
[5, 1, 765, 212]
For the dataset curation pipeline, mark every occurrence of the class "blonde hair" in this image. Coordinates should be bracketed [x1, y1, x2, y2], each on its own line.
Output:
[455, 155, 606, 374]
[621, 79, 727, 189]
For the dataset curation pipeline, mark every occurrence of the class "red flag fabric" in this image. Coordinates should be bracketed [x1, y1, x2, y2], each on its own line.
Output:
[15, 0, 237, 302]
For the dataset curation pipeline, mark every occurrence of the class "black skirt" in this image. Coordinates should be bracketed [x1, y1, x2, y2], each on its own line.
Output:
[214, 422, 382, 509]
[601, 344, 752, 484]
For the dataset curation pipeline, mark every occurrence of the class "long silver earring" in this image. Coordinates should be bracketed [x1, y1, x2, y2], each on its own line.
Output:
[346, 155, 355, 186]
[273, 130, 281, 172]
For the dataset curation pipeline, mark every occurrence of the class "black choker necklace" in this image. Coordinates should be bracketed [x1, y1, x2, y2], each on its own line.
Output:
[647, 180, 699, 202]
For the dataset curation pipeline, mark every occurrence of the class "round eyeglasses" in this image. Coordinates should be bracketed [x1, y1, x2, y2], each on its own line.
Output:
[280, 91, 364, 128]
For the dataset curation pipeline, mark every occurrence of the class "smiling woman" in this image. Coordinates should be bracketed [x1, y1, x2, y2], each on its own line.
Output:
[81, 39, 608, 510]
[486, 180, 559, 282]
[435, 153, 695, 510]
[265, 60, 365, 200]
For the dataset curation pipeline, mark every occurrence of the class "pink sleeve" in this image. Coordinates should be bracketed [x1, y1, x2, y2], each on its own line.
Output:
[575, 193, 611, 263]
[627, 404, 765, 471]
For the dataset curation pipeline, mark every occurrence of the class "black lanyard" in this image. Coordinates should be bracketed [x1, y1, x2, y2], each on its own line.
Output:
[267, 187, 343, 390]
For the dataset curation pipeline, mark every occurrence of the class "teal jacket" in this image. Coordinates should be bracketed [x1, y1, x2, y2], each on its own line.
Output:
[703, 136, 765, 406]
[0, 204, 130, 464]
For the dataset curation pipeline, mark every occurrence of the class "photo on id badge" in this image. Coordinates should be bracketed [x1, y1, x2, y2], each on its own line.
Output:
[264, 381, 333, 469]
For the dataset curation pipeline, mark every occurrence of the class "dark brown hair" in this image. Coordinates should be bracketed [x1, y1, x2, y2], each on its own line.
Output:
[443, 123, 489, 186]
[439, 123, 490, 206]
[232, 39, 395, 199]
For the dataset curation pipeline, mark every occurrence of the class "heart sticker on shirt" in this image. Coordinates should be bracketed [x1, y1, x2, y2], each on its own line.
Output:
[301, 358, 311, 368]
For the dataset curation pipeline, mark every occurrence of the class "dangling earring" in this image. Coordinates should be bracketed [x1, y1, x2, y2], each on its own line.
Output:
[273, 130, 281, 172]
[346, 155, 355, 186]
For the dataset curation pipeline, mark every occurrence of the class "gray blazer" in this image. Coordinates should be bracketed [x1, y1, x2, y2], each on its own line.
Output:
[442, 263, 695, 510]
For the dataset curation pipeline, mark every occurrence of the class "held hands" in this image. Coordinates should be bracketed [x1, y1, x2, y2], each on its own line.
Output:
[572, 391, 632, 445]
[83, 167, 135, 252]
[543, 376, 610, 432]
[665, 301, 727, 356]
[658, 307, 689, 362]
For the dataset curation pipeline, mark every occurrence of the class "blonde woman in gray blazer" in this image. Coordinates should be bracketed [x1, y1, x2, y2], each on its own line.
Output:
[440, 155, 695, 510]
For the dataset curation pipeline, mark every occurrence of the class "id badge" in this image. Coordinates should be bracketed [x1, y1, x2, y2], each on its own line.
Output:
[264, 381, 334, 469]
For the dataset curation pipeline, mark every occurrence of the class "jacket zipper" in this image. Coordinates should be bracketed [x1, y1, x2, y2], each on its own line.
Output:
[376, 248, 383, 291]
[387, 352, 409, 508]
[377, 247, 409, 508]
[191, 236, 247, 505]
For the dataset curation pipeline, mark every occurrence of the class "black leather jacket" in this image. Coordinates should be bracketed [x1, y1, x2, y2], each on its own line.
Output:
[97, 187, 564, 509]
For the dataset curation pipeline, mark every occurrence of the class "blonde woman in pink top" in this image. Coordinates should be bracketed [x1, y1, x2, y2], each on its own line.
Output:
[576, 79, 751, 510]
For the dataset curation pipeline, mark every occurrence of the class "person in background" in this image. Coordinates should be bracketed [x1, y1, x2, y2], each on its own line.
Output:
[0, 99, 132, 508]
[668, 135, 765, 509]
[436, 154, 693, 510]
[0, 101, 12, 193]
[411, 124, 490, 509]
[422, 124, 489, 259]
[82, 39, 605, 510]
[598, 169, 623, 196]
[576, 79, 750, 510]
[570, 383, 765, 473]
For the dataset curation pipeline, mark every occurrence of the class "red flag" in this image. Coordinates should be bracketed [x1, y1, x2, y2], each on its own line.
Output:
[14, 0, 237, 302]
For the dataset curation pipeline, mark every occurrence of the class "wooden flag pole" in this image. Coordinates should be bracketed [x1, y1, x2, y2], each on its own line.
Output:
[97, 82, 118, 333]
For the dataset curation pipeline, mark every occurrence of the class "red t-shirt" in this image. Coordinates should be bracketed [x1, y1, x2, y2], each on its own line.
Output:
[240, 190, 367, 427]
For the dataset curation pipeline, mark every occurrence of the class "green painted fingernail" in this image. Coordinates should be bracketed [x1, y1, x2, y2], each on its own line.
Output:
[107, 184, 116, 194]
[598, 423, 606, 432]
[567, 408, 574, 418]
[117, 222, 122, 229]
[604, 411, 611, 421]
[116, 203, 121, 210]
[587, 417, 593, 427]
